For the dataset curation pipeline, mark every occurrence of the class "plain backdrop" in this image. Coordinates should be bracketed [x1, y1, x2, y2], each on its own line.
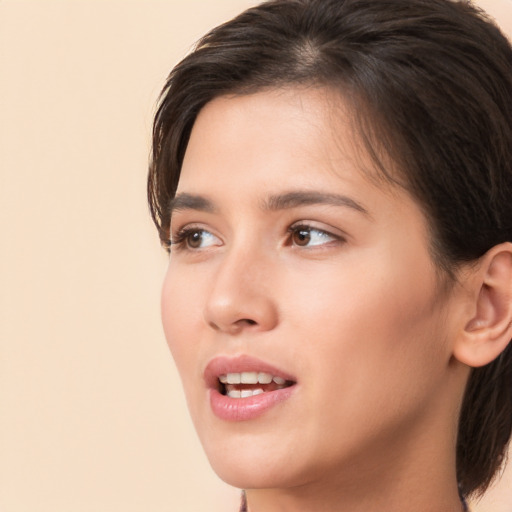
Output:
[1, 1, 511, 511]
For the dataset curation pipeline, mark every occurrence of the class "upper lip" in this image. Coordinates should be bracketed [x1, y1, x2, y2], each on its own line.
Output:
[204, 354, 297, 389]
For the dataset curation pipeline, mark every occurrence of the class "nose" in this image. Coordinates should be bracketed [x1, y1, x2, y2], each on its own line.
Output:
[203, 246, 279, 335]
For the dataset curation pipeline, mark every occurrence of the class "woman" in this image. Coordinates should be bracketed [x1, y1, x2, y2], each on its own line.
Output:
[148, 0, 512, 510]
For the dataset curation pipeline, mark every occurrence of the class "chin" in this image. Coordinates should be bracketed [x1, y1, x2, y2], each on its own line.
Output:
[201, 438, 315, 490]
[212, 463, 272, 489]
[211, 461, 305, 491]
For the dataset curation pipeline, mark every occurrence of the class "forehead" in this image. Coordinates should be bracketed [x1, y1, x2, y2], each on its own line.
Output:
[180, 87, 377, 192]
[179, 88, 409, 214]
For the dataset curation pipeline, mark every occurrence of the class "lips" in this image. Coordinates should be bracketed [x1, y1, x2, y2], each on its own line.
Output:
[204, 355, 297, 421]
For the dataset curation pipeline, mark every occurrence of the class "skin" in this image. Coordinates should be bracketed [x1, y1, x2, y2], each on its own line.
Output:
[161, 87, 474, 512]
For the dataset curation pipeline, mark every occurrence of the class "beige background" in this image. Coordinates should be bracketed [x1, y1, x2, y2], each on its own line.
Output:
[1, 1, 511, 511]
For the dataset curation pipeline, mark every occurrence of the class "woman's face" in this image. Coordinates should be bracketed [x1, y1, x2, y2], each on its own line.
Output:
[161, 88, 461, 490]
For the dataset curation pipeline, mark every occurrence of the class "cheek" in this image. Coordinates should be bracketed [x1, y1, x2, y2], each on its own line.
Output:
[291, 251, 448, 409]
[161, 265, 202, 380]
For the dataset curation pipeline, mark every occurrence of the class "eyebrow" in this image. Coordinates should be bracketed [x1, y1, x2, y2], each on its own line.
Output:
[168, 193, 217, 216]
[169, 190, 369, 218]
[263, 191, 369, 215]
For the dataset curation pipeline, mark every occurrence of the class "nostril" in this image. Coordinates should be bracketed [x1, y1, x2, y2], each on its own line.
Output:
[208, 321, 220, 331]
[207, 319, 256, 331]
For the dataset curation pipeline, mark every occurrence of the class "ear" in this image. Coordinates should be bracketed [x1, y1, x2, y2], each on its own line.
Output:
[453, 242, 512, 368]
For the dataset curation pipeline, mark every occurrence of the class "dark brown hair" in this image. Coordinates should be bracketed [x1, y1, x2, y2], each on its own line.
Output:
[148, 0, 512, 498]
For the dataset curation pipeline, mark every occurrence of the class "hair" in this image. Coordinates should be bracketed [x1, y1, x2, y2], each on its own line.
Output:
[148, 0, 512, 498]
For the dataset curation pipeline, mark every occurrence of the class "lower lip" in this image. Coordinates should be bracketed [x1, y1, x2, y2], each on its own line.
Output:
[209, 386, 296, 421]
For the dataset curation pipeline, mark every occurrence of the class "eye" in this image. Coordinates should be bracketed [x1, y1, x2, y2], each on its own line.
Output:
[171, 227, 221, 250]
[289, 225, 339, 247]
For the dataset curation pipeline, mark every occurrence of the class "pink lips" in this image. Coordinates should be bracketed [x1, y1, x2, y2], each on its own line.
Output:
[204, 355, 297, 422]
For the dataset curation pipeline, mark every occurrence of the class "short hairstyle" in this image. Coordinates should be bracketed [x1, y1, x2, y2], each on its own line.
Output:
[148, 0, 512, 498]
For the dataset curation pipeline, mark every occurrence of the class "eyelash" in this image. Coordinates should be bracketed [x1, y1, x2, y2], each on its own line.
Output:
[289, 223, 344, 246]
[169, 223, 342, 252]
[169, 227, 214, 250]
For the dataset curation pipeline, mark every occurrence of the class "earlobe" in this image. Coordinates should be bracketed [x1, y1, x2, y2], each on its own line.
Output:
[454, 243, 512, 368]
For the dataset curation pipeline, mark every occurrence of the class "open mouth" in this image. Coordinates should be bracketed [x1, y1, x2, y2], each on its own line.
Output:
[206, 357, 297, 420]
[218, 372, 295, 398]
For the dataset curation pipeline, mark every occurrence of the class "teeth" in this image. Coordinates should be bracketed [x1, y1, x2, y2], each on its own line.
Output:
[258, 372, 273, 384]
[240, 372, 258, 384]
[226, 373, 241, 384]
[228, 388, 264, 398]
[220, 372, 280, 385]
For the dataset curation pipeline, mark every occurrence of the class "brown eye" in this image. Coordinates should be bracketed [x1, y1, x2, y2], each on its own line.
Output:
[289, 225, 339, 247]
[171, 228, 221, 250]
[292, 227, 312, 246]
[187, 230, 204, 249]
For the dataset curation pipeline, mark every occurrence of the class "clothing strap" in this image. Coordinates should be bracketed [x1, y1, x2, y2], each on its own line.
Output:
[239, 490, 247, 512]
